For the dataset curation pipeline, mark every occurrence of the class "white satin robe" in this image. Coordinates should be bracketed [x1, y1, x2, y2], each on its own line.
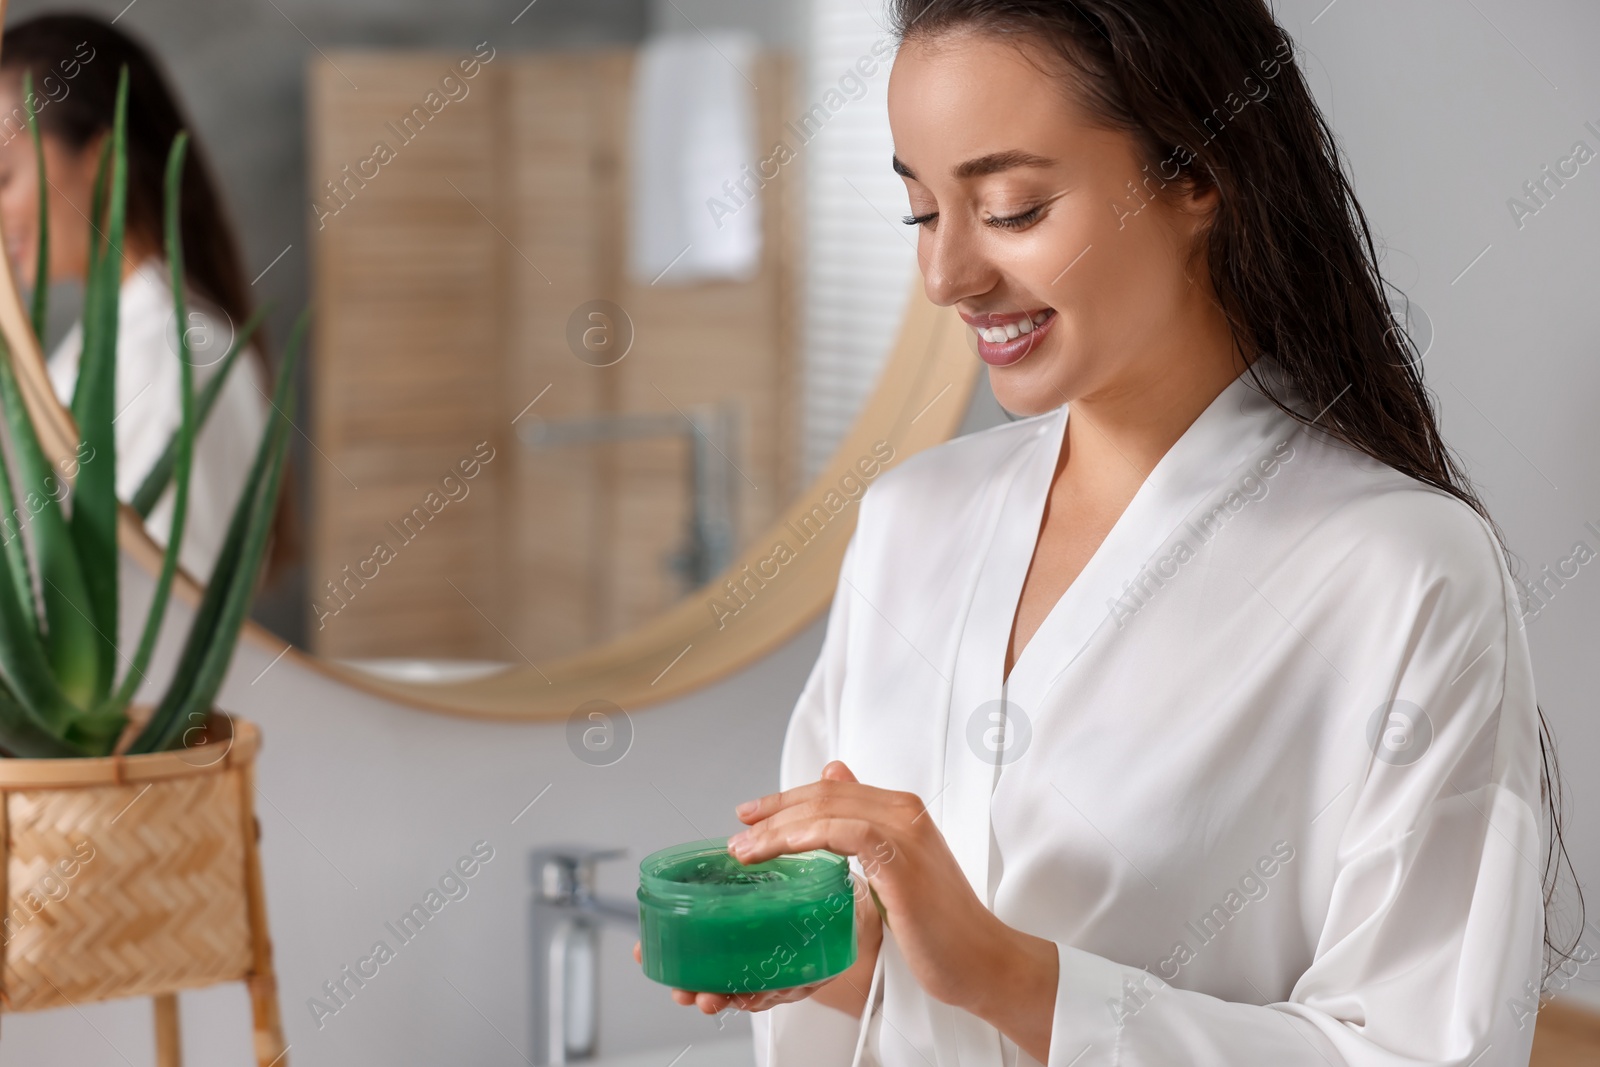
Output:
[750, 360, 1546, 1067]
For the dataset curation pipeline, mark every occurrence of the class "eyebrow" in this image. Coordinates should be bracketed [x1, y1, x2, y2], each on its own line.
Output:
[891, 149, 1058, 182]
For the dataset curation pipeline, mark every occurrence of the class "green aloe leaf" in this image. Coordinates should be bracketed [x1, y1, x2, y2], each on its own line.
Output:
[23, 71, 49, 346]
[4, 70, 51, 637]
[73, 138, 110, 418]
[128, 309, 306, 755]
[130, 302, 270, 519]
[0, 674, 86, 758]
[100, 134, 196, 722]
[0, 431, 38, 638]
[68, 65, 130, 704]
[125, 478, 251, 755]
[0, 336, 91, 727]
[159, 409, 291, 741]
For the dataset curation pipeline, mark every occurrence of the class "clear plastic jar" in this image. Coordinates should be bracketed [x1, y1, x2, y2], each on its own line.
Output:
[637, 837, 857, 993]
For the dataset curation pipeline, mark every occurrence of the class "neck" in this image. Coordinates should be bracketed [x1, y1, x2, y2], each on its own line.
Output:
[117, 234, 160, 283]
[1063, 301, 1249, 482]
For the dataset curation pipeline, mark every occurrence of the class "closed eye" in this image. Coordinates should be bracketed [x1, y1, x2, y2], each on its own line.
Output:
[988, 205, 1044, 230]
[899, 205, 1047, 230]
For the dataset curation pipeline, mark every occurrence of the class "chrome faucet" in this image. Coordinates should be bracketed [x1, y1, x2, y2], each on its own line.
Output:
[516, 403, 741, 590]
[530, 846, 639, 1064]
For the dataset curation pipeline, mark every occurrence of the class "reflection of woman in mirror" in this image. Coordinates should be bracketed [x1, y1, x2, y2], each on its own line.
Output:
[644, 2, 1577, 1065]
[0, 14, 282, 581]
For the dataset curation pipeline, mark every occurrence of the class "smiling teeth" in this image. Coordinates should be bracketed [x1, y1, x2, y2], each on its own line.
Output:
[977, 311, 1051, 344]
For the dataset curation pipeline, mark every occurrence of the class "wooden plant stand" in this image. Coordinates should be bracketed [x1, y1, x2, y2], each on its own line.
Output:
[0, 716, 287, 1065]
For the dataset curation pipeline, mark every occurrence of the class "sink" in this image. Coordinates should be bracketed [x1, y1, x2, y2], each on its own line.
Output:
[336, 657, 514, 684]
[587, 1035, 753, 1067]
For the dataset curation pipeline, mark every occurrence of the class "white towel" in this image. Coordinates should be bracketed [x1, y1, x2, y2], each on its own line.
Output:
[628, 30, 763, 286]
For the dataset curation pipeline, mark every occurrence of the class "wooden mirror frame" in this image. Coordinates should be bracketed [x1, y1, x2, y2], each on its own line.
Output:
[0, 215, 978, 718]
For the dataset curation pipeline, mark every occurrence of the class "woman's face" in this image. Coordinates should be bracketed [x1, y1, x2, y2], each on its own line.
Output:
[0, 76, 101, 289]
[888, 31, 1220, 416]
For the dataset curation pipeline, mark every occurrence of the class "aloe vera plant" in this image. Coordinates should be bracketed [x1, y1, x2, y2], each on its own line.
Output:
[0, 65, 304, 758]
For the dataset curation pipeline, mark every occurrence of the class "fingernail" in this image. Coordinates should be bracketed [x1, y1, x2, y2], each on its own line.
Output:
[727, 831, 749, 852]
[735, 800, 757, 817]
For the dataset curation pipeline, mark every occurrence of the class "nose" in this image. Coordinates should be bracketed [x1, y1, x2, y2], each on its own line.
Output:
[917, 215, 995, 310]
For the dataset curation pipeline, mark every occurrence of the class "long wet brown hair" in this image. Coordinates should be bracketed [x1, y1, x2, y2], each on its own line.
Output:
[888, 0, 1583, 987]
[0, 12, 297, 579]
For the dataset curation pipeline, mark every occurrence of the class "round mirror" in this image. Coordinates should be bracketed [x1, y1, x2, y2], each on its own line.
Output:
[0, 0, 990, 718]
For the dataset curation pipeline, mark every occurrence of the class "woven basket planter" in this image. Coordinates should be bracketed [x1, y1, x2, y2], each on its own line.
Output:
[0, 714, 287, 1065]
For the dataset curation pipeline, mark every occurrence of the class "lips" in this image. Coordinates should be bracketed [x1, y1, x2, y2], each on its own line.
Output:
[963, 307, 1057, 367]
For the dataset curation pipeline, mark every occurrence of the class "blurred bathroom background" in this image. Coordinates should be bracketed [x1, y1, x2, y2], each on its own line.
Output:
[0, 0, 1596, 1064]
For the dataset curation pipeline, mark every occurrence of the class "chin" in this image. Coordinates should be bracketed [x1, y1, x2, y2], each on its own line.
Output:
[987, 361, 1074, 420]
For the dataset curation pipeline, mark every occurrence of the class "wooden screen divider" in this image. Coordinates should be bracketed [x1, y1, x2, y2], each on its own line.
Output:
[306, 48, 800, 663]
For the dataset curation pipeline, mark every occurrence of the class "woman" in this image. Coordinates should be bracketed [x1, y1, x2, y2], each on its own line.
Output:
[639, 2, 1581, 1065]
[0, 13, 281, 582]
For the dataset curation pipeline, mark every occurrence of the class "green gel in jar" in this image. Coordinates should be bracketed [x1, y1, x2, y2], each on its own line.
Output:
[637, 838, 857, 993]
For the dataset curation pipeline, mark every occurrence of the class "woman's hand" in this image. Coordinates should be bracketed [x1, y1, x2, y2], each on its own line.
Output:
[727, 760, 1060, 1061]
[633, 765, 886, 1017]
[630, 939, 839, 1013]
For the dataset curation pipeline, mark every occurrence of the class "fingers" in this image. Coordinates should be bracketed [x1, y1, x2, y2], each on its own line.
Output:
[734, 781, 832, 825]
[730, 785, 902, 862]
[670, 987, 732, 1012]
[668, 982, 824, 1014]
[733, 761, 861, 824]
[730, 815, 882, 865]
[822, 760, 858, 783]
[675, 989, 755, 1013]
[632, 941, 642, 964]
[737, 789, 887, 841]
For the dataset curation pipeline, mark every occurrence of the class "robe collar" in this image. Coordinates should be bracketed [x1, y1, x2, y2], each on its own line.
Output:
[916, 359, 1305, 1067]
[934, 359, 1303, 900]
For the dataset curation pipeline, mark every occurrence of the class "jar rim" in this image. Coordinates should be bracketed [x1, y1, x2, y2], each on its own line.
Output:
[637, 837, 851, 904]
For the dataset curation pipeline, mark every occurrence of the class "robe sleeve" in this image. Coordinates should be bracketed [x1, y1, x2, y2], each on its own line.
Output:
[752, 532, 876, 1067]
[1045, 514, 1548, 1067]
